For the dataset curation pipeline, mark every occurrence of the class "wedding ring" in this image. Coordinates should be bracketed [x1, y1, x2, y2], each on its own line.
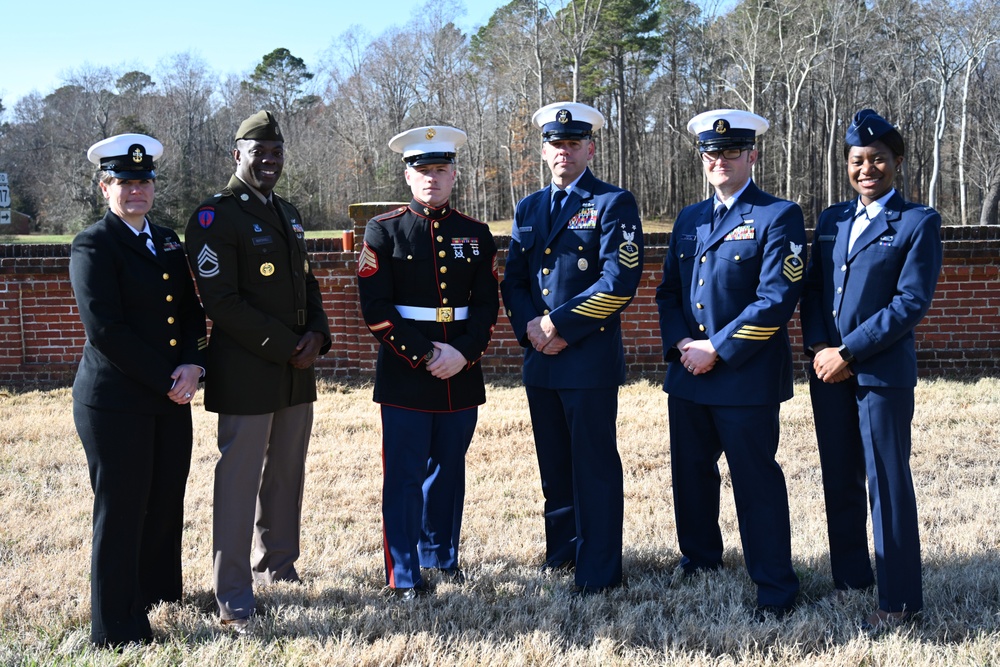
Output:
[185, 392, 192, 398]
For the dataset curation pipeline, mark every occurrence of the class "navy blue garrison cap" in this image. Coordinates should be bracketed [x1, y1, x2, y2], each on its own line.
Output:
[845, 109, 905, 156]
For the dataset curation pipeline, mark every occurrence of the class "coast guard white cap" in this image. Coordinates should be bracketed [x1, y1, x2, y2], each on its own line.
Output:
[532, 102, 605, 142]
[687, 109, 769, 151]
[389, 126, 468, 166]
[87, 133, 163, 179]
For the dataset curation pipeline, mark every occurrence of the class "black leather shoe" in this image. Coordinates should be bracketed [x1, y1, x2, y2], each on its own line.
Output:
[753, 604, 794, 622]
[392, 583, 431, 601]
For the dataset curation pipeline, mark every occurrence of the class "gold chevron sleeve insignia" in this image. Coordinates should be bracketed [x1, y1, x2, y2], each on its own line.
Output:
[571, 292, 632, 319]
[731, 324, 779, 341]
[197, 336, 208, 350]
[782, 254, 804, 282]
[618, 242, 640, 268]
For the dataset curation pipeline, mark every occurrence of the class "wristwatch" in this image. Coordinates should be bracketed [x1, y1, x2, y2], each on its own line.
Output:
[424, 348, 435, 363]
[838, 344, 855, 363]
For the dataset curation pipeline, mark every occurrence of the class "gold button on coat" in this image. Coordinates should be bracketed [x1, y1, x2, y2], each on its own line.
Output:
[165, 295, 173, 302]
[169, 339, 177, 346]
[167, 317, 175, 324]
[162, 273, 169, 280]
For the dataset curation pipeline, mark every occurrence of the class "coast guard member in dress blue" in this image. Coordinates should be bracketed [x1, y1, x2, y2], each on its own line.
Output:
[656, 109, 804, 617]
[501, 102, 643, 595]
[800, 109, 941, 632]
[357, 126, 499, 600]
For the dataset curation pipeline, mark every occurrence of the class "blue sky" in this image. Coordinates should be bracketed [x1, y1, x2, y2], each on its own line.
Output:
[0, 0, 508, 108]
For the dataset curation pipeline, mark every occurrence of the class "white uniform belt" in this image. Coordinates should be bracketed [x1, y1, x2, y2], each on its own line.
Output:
[395, 305, 469, 322]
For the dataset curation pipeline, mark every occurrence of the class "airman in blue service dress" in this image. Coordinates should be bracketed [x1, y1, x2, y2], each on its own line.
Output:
[184, 111, 331, 628]
[656, 109, 804, 616]
[357, 126, 499, 599]
[72, 134, 206, 646]
[501, 102, 643, 594]
[800, 109, 942, 632]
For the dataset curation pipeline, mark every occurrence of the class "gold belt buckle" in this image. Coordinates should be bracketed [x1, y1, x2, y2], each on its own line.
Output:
[436, 307, 453, 322]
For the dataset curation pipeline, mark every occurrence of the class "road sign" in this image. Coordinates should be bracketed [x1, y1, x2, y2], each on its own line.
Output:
[0, 210, 10, 225]
[0, 172, 7, 184]
[0, 185, 9, 208]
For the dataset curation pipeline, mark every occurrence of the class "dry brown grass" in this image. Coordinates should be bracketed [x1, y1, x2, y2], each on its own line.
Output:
[1, 377, 998, 666]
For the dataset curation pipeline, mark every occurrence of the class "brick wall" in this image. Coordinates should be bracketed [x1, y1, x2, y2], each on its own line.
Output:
[1, 219, 997, 390]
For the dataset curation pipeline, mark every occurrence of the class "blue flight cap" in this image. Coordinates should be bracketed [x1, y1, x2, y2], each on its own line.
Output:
[845, 109, 905, 156]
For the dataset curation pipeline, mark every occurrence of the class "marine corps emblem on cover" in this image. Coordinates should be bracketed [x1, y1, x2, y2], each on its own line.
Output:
[782, 241, 804, 282]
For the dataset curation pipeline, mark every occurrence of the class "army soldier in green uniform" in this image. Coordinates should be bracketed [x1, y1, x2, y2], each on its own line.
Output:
[185, 110, 331, 631]
[357, 125, 499, 599]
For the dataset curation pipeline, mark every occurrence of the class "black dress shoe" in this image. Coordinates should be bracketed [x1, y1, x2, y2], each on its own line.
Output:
[753, 604, 794, 622]
[392, 583, 432, 601]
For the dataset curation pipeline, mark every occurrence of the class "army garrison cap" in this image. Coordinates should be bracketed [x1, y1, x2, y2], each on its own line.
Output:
[235, 110, 283, 141]
[87, 133, 163, 179]
[389, 126, 468, 166]
[532, 102, 605, 142]
[687, 109, 769, 152]
[845, 108, 905, 156]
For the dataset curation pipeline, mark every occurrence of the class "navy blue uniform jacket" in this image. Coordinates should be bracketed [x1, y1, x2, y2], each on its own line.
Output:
[800, 192, 942, 387]
[357, 201, 499, 412]
[501, 168, 643, 388]
[71, 211, 207, 412]
[656, 181, 806, 405]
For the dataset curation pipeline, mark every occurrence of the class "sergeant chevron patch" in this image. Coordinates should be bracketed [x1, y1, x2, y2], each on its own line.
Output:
[783, 241, 804, 282]
[571, 292, 632, 319]
[196, 244, 220, 278]
[358, 243, 379, 278]
[731, 324, 779, 341]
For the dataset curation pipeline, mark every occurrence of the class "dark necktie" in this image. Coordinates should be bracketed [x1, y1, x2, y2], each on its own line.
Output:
[138, 231, 155, 255]
[550, 189, 567, 223]
[713, 203, 726, 230]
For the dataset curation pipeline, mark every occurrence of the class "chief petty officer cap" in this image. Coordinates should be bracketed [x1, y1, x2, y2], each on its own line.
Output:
[532, 102, 605, 142]
[844, 108, 905, 157]
[388, 126, 468, 166]
[87, 133, 163, 180]
[235, 110, 283, 142]
[687, 109, 769, 152]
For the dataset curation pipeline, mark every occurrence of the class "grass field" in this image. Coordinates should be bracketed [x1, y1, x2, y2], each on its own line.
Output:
[1, 377, 998, 666]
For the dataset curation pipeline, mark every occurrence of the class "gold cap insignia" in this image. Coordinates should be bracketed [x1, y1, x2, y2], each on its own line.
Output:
[715, 119, 729, 134]
[131, 147, 144, 163]
[425, 128, 437, 140]
[557, 109, 570, 124]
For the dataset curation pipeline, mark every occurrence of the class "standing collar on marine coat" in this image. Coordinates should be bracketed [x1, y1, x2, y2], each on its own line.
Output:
[408, 198, 452, 220]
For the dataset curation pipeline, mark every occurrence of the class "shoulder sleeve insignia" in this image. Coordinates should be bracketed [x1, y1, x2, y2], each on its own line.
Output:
[197, 207, 215, 229]
[782, 241, 804, 282]
[358, 242, 379, 278]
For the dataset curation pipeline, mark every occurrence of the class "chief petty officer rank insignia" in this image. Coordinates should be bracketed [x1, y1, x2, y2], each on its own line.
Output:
[782, 241, 804, 282]
[618, 224, 640, 269]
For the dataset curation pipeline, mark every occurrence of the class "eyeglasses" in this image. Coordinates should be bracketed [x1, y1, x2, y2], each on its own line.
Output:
[700, 148, 747, 162]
